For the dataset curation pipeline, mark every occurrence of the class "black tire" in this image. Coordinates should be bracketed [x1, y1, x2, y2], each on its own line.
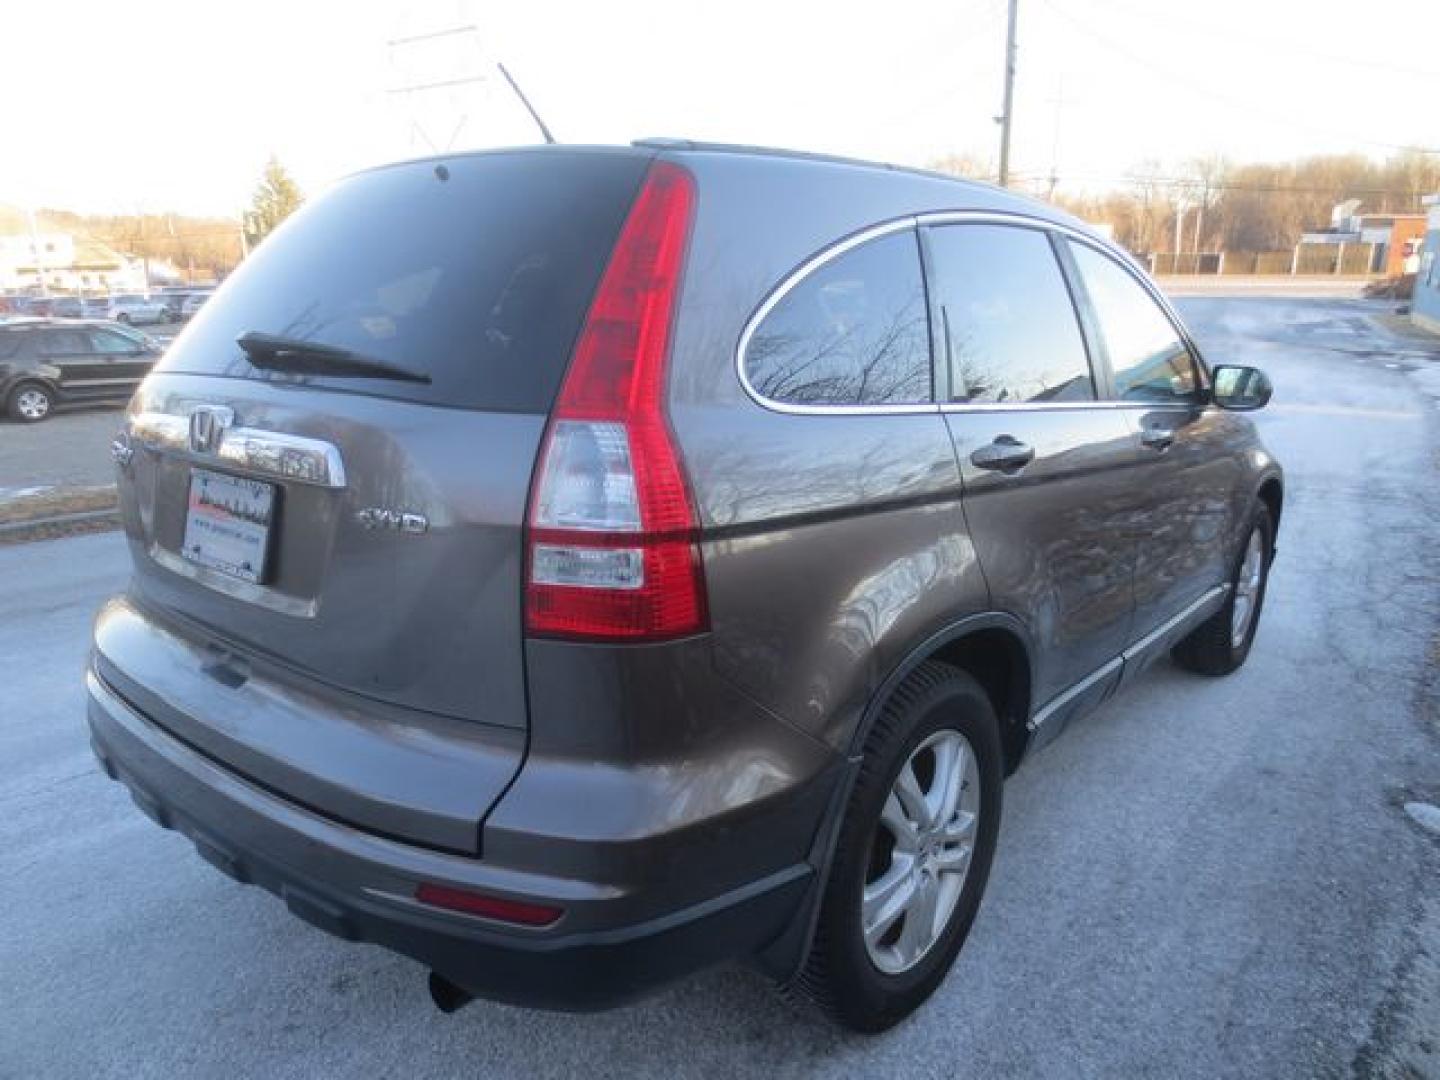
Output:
[7, 381, 55, 423]
[1171, 504, 1273, 676]
[116, 313, 131, 325]
[795, 661, 1003, 1032]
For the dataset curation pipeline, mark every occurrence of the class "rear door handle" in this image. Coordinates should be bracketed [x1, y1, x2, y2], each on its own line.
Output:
[1140, 426, 1175, 451]
[970, 435, 1035, 472]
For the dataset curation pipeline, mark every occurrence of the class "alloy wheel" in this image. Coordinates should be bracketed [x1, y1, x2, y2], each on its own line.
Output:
[1231, 529, 1265, 647]
[15, 388, 50, 421]
[862, 729, 980, 975]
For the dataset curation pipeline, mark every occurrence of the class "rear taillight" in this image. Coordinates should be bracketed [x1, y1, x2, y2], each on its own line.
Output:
[524, 161, 707, 642]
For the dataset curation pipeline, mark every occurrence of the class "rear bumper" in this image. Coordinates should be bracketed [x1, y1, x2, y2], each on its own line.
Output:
[86, 669, 815, 1011]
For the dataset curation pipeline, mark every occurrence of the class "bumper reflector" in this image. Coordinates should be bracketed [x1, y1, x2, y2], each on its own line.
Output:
[414, 883, 563, 927]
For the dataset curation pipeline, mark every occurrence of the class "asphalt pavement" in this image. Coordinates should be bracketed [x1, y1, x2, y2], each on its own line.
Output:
[0, 321, 177, 500]
[1, 297, 1437, 1078]
[0, 406, 126, 499]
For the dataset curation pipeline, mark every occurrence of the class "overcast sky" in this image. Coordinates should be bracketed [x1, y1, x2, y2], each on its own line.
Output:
[4, 0, 1438, 216]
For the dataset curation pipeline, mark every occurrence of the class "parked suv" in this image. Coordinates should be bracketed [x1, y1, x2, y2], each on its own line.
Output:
[87, 143, 1281, 1031]
[2, 320, 161, 421]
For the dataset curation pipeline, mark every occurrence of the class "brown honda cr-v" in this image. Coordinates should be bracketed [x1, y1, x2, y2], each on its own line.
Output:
[87, 140, 1282, 1031]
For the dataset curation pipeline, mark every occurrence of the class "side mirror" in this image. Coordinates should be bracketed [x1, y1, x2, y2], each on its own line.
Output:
[1211, 365, 1272, 411]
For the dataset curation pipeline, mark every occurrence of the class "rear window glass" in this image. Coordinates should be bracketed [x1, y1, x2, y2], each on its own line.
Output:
[158, 150, 650, 411]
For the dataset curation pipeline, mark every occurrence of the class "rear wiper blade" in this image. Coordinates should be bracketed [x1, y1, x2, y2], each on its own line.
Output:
[235, 331, 431, 384]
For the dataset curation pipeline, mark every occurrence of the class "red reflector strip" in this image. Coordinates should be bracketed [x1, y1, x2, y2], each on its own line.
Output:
[414, 883, 563, 927]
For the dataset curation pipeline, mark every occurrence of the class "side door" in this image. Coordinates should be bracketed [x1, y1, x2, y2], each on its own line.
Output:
[85, 326, 157, 391]
[35, 327, 100, 396]
[1062, 239, 1240, 653]
[682, 224, 983, 750]
[923, 218, 1138, 743]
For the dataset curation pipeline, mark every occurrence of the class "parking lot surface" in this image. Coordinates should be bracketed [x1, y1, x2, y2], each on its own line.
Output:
[1, 298, 1437, 1078]
[0, 406, 126, 499]
[0, 323, 178, 500]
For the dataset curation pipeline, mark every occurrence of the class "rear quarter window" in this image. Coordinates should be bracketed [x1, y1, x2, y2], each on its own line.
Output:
[743, 229, 932, 408]
[0, 331, 28, 359]
[157, 150, 650, 412]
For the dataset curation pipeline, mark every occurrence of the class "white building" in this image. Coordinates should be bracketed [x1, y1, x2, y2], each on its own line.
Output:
[0, 230, 149, 293]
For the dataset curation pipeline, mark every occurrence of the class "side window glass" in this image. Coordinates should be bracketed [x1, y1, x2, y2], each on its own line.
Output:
[925, 224, 1094, 403]
[1069, 242, 1199, 403]
[88, 330, 138, 354]
[40, 330, 87, 355]
[744, 230, 931, 407]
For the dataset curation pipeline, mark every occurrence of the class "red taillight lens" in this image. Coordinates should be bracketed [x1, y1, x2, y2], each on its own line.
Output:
[524, 161, 707, 642]
[414, 883, 563, 927]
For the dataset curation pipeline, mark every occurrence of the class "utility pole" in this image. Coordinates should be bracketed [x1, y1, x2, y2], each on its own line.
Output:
[997, 0, 1019, 187]
[1045, 75, 1067, 201]
[25, 206, 49, 299]
[1173, 199, 1186, 272]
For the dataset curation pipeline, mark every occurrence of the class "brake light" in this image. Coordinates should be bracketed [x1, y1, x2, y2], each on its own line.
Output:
[524, 161, 707, 641]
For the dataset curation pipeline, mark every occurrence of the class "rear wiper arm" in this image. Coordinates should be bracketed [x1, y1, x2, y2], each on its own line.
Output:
[236, 331, 431, 384]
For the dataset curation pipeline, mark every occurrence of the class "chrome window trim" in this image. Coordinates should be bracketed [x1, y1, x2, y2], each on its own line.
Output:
[129, 410, 347, 489]
[1057, 229, 1212, 390]
[919, 212, 1106, 413]
[734, 216, 938, 417]
[734, 208, 1210, 418]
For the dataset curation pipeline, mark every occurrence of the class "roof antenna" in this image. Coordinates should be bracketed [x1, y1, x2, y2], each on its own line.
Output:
[496, 62, 556, 145]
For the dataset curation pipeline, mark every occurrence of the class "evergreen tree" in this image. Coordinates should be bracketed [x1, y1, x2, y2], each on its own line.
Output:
[242, 156, 303, 251]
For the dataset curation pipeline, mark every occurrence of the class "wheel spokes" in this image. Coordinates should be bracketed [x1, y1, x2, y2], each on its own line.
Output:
[895, 875, 941, 965]
[893, 760, 929, 829]
[880, 792, 920, 850]
[863, 728, 984, 975]
[862, 857, 917, 947]
[939, 809, 977, 846]
[929, 737, 967, 829]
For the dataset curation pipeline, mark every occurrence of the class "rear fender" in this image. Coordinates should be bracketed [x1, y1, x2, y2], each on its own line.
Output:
[755, 611, 1036, 982]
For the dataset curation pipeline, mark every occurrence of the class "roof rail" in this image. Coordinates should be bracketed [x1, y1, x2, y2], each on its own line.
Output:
[631, 138, 994, 188]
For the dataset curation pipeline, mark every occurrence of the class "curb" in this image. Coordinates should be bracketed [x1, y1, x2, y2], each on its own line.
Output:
[0, 508, 120, 545]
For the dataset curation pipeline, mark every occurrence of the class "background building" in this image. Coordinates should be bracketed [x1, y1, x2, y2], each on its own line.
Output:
[1296, 203, 1428, 276]
[0, 229, 148, 293]
[1413, 194, 1440, 334]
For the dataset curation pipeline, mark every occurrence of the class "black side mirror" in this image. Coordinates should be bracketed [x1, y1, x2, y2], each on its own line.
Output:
[1211, 365, 1272, 411]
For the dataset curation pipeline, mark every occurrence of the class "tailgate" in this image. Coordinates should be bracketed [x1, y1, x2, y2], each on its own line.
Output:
[102, 148, 651, 848]
[120, 372, 543, 727]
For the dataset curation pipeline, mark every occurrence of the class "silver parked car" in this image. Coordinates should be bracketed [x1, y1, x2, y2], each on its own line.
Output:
[103, 294, 171, 326]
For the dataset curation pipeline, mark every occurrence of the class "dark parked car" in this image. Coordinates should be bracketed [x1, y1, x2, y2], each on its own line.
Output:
[1, 319, 161, 421]
[87, 143, 1282, 1031]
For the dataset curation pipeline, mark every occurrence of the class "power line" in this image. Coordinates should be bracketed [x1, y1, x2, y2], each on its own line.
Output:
[1039, 0, 1440, 156]
[1079, 0, 1440, 81]
[1013, 171, 1440, 198]
[871, 0, 1009, 131]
